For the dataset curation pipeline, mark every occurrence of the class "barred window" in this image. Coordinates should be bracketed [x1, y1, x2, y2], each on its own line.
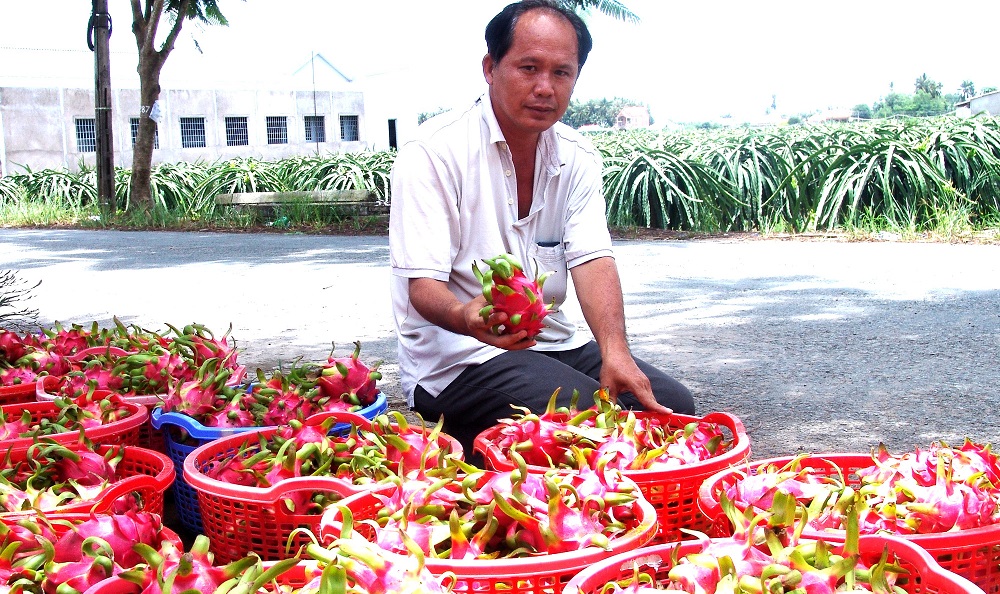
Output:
[129, 117, 159, 149]
[225, 116, 249, 147]
[339, 115, 359, 142]
[180, 117, 206, 148]
[304, 115, 326, 143]
[75, 118, 96, 152]
[266, 116, 288, 144]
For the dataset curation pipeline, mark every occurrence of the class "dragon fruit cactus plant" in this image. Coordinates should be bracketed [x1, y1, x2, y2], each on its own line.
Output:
[473, 253, 554, 338]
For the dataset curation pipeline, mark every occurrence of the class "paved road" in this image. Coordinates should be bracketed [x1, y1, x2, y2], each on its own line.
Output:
[2, 228, 998, 459]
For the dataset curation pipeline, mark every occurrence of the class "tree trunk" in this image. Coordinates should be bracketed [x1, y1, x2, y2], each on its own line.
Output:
[129, 0, 192, 213]
[130, 54, 163, 211]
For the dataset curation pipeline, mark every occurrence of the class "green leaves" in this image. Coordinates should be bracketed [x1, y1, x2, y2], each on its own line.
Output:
[591, 115, 1000, 234]
[5, 115, 1000, 235]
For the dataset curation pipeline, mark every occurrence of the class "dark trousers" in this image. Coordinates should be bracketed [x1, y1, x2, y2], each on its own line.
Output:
[412, 341, 695, 462]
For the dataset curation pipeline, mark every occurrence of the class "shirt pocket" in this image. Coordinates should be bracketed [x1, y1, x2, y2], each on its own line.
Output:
[529, 243, 568, 306]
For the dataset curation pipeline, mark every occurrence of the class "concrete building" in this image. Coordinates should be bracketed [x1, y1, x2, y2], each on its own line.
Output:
[0, 84, 366, 175]
[955, 90, 1000, 118]
[0, 46, 420, 176]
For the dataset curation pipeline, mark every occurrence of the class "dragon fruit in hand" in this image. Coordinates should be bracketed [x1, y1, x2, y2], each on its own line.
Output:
[473, 253, 553, 338]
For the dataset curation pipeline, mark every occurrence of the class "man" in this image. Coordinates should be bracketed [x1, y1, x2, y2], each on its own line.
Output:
[389, 0, 694, 455]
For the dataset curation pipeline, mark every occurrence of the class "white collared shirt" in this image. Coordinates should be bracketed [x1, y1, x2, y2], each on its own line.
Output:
[389, 94, 614, 404]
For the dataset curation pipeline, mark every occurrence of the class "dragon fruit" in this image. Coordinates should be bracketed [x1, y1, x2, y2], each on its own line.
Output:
[52, 510, 165, 568]
[720, 440, 1000, 538]
[0, 409, 32, 441]
[473, 253, 553, 337]
[0, 330, 28, 365]
[316, 341, 382, 407]
[0, 365, 37, 386]
[124, 534, 263, 594]
[161, 357, 235, 418]
[42, 537, 123, 594]
[304, 538, 452, 594]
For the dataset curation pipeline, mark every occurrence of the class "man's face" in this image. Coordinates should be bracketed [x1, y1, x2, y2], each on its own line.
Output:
[484, 10, 579, 140]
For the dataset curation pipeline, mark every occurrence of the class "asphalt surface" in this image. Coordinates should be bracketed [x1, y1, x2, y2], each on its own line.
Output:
[2, 228, 999, 460]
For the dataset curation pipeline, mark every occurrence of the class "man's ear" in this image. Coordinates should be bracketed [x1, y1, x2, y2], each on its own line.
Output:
[482, 54, 495, 84]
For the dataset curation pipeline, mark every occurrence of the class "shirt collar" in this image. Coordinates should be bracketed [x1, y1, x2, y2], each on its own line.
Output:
[480, 93, 562, 176]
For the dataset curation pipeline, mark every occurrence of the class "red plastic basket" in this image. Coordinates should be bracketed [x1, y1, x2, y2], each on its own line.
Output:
[0, 397, 148, 452]
[563, 534, 986, 594]
[0, 382, 39, 406]
[475, 410, 750, 544]
[154, 393, 389, 535]
[36, 375, 166, 453]
[183, 411, 464, 564]
[698, 454, 1000, 594]
[320, 484, 658, 594]
[0, 443, 174, 517]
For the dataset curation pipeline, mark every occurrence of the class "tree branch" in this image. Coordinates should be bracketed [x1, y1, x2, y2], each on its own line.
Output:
[130, 0, 147, 51]
[159, 0, 193, 58]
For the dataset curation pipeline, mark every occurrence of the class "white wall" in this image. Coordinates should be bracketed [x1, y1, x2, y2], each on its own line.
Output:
[0, 86, 368, 174]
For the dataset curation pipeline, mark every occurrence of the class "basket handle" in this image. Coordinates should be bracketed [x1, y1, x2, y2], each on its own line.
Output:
[68, 345, 133, 363]
[700, 411, 748, 437]
[35, 375, 60, 400]
[303, 410, 375, 432]
[88, 474, 160, 514]
[251, 476, 363, 504]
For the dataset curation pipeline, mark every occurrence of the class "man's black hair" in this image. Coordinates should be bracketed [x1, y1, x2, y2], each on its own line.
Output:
[485, 0, 593, 70]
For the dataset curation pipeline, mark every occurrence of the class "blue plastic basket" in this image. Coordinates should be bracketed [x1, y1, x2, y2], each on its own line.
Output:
[149, 391, 388, 534]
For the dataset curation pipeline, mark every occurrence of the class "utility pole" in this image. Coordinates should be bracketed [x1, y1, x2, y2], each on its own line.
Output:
[89, 0, 115, 218]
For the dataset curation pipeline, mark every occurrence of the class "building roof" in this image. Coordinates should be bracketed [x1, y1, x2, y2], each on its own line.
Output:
[955, 88, 1000, 108]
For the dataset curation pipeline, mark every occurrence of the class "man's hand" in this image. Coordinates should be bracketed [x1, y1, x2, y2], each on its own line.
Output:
[599, 349, 672, 414]
[462, 294, 536, 350]
[410, 278, 535, 350]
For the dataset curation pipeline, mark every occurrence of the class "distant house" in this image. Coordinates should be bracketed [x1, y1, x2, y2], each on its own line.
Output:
[807, 108, 854, 124]
[615, 106, 650, 130]
[955, 90, 1000, 118]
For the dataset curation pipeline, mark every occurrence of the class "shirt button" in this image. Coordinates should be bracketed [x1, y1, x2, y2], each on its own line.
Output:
[505, 170, 511, 176]
[507, 198, 514, 205]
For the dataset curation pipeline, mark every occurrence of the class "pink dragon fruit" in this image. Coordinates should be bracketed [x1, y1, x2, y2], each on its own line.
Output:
[124, 534, 267, 594]
[473, 253, 554, 337]
[373, 411, 453, 476]
[304, 538, 452, 594]
[0, 409, 32, 441]
[40, 321, 95, 356]
[316, 341, 382, 407]
[52, 510, 165, 568]
[0, 365, 37, 386]
[42, 537, 123, 594]
[13, 350, 72, 377]
[0, 330, 28, 364]
[161, 358, 232, 417]
[491, 389, 582, 467]
[202, 392, 255, 428]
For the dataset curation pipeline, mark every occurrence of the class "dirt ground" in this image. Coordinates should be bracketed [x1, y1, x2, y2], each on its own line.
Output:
[3, 225, 999, 463]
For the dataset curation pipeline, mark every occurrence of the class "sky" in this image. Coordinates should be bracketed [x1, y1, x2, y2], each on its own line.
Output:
[1, 0, 998, 123]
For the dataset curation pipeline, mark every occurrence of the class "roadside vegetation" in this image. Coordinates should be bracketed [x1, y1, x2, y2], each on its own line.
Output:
[2, 115, 1000, 241]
